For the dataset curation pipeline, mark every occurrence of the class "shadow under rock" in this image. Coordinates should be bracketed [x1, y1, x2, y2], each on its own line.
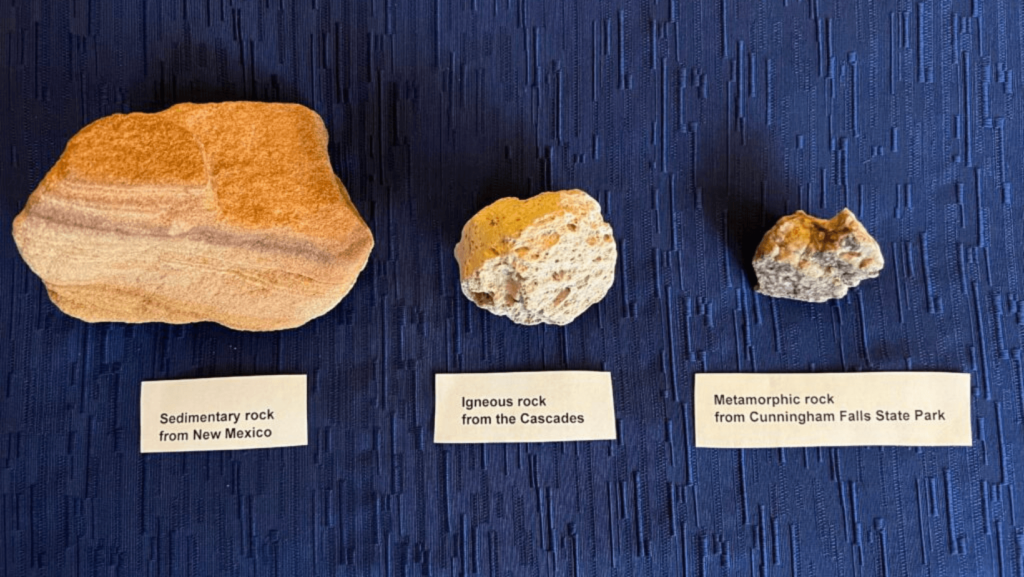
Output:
[697, 130, 791, 289]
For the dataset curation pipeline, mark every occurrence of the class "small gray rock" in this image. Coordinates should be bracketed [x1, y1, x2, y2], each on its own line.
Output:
[753, 209, 884, 303]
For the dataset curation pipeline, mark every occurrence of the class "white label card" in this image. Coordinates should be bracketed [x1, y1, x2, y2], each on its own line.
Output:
[140, 375, 308, 453]
[434, 371, 617, 444]
[694, 372, 972, 448]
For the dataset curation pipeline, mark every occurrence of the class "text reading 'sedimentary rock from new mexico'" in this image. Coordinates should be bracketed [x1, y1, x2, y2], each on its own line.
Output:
[140, 375, 308, 453]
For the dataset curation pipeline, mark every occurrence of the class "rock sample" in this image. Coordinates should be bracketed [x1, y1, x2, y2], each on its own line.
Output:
[12, 102, 374, 331]
[454, 189, 616, 325]
[753, 209, 883, 302]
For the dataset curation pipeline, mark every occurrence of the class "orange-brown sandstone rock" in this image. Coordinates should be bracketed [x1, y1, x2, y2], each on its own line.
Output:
[12, 102, 373, 331]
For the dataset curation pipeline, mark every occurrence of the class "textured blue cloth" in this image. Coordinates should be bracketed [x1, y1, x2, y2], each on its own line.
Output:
[1, 1, 1020, 575]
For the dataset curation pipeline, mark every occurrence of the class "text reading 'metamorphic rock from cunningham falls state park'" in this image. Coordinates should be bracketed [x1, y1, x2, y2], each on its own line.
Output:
[454, 189, 617, 326]
[11, 102, 374, 331]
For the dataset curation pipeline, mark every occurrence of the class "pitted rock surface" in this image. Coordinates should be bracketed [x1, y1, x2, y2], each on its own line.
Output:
[454, 189, 616, 325]
[12, 102, 374, 331]
[753, 209, 883, 303]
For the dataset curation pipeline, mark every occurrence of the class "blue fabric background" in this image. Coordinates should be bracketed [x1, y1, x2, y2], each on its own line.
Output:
[1, 1, 1021, 575]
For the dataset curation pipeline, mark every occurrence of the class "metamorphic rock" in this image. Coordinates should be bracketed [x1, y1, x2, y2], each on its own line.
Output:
[753, 209, 883, 303]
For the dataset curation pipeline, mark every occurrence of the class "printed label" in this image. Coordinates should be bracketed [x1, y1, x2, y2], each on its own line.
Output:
[434, 371, 617, 444]
[140, 375, 308, 453]
[694, 372, 971, 448]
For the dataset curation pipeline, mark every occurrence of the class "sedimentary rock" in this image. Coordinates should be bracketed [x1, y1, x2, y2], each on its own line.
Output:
[753, 209, 883, 302]
[454, 189, 616, 325]
[12, 102, 374, 331]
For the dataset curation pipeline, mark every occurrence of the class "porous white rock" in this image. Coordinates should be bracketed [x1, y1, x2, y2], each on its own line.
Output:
[454, 189, 616, 325]
[753, 208, 884, 302]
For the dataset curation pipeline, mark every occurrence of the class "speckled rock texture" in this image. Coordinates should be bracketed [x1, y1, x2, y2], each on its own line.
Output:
[454, 189, 616, 326]
[753, 209, 884, 303]
[12, 102, 374, 331]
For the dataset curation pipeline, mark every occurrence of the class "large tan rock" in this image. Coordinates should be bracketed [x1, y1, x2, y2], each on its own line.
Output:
[12, 102, 374, 331]
[753, 209, 883, 302]
[454, 189, 616, 325]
